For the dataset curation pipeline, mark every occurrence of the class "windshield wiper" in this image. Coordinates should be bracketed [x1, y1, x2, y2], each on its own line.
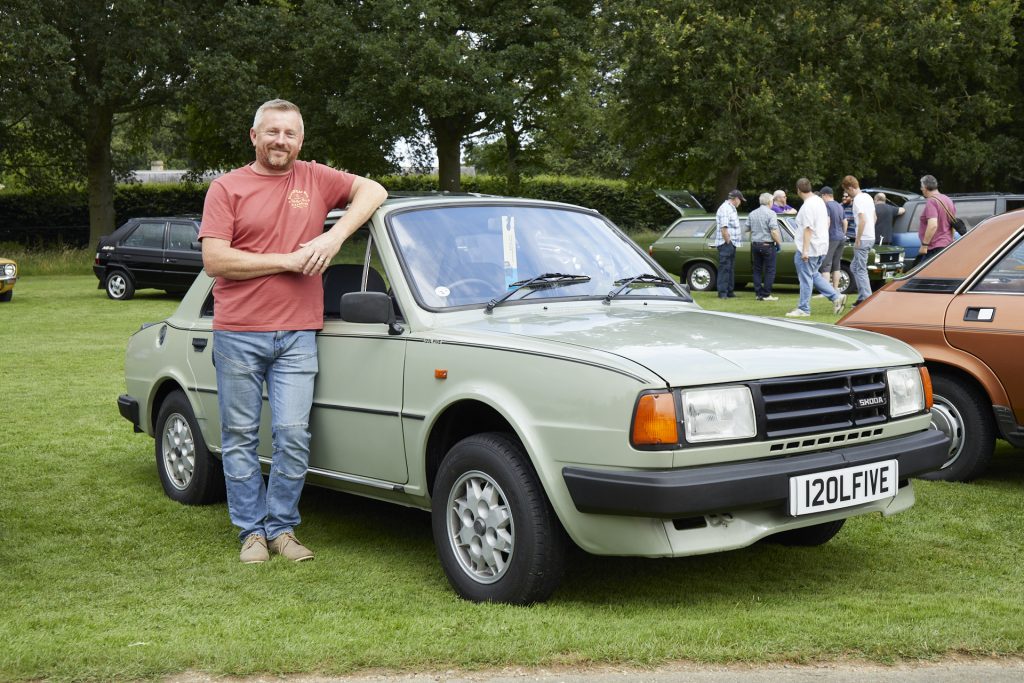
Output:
[603, 273, 679, 304]
[485, 272, 591, 313]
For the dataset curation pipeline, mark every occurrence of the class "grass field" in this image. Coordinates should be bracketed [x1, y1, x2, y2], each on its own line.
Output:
[2, 273, 1023, 682]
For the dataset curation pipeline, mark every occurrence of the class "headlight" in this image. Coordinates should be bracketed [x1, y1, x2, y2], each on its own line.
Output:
[887, 367, 926, 417]
[680, 386, 756, 443]
[3, 263, 14, 277]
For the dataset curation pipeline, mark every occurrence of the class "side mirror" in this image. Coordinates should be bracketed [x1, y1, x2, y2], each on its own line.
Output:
[340, 291, 403, 335]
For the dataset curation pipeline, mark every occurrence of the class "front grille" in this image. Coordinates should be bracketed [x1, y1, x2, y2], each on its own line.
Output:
[877, 251, 902, 264]
[755, 369, 888, 440]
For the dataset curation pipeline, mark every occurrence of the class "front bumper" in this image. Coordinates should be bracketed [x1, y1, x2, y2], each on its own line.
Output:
[118, 394, 142, 433]
[563, 428, 948, 518]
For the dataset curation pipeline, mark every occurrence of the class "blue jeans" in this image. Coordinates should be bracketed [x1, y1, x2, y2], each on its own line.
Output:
[717, 243, 736, 297]
[851, 244, 872, 302]
[795, 252, 840, 313]
[751, 242, 776, 298]
[214, 330, 318, 543]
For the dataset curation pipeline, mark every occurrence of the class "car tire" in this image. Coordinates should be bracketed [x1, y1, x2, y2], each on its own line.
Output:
[155, 390, 225, 505]
[105, 270, 135, 300]
[684, 263, 717, 292]
[920, 372, 995, 482]
[431, 432, 566, 604]
[769, 519, 845, 546]
[0, 290, 11, 302]
[836, 263, 852, 295]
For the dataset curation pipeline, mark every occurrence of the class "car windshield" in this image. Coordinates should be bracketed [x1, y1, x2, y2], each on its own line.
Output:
[389, 204, 687, 309]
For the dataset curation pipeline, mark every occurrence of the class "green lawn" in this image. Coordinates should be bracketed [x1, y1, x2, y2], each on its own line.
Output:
[2, 275, 1023, 682]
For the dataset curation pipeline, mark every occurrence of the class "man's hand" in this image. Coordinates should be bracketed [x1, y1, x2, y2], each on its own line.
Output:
[298, 231, 344, 276]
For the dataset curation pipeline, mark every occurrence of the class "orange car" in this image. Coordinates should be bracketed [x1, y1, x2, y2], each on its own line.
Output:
[839, 211, 1024, 481]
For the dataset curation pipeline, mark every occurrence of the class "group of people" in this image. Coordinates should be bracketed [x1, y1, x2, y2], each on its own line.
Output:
[713, 174, 959, 318]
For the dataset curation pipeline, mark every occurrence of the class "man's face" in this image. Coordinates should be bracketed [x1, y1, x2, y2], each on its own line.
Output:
[250, 109, 303, 172]
[775, 194, 786, 205]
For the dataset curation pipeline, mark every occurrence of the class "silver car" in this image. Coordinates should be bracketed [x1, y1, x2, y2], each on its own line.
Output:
[119, 194, 948, 603]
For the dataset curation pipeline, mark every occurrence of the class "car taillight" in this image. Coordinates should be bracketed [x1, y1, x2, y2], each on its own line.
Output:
[632, 391, 679, 446]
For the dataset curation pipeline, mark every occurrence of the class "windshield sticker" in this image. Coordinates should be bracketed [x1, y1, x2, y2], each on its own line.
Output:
[435, 286, 451, 298]
[502, 216, 518, 289]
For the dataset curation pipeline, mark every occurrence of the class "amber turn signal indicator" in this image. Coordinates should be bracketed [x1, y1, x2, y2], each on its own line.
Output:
[435, 369, 448, 380]
[632, 391, 679, 446]
[919, 366, 933, 410]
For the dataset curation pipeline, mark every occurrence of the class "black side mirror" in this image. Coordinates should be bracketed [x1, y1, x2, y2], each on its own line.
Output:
[340, 291, 403, 335]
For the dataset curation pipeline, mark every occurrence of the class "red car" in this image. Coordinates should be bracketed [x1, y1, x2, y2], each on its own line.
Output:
[839, 211, 1024, 481]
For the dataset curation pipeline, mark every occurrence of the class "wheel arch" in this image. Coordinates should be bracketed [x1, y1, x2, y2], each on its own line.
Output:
[148, 378, 189, 437]
[924, 353, 1008, 408]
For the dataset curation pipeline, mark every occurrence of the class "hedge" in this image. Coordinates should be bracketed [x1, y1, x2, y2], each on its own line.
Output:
[0, 174, 680, 247]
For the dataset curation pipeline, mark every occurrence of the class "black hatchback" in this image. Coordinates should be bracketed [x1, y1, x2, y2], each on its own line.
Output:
[94, 217, 204, 300]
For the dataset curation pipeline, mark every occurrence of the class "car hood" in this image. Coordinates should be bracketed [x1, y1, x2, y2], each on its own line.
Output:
[443, 303, 920, 386]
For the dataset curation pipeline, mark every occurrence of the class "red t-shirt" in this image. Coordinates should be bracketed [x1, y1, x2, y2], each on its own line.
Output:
[199, 161, 355, 331]
[918, 193, 956, 250]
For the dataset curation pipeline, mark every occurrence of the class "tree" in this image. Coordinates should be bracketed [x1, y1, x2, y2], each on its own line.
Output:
[0, 0, 223, 243]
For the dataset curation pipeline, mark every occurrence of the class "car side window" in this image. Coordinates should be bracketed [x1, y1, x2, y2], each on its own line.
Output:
[168, 223, 198, 250]
[953, 200, 996, 230]
[669, 219, 714, 238]
[971, 237, 1024, 294]
[122, 222, 166, 248]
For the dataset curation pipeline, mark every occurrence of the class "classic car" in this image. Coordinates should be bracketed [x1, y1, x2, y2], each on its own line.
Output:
[119, 194, 947, 604]
[864, 188, 1024, 258]
[0, 257, 17, 302]
[93, 216, 203, 299]
[649, 208, 905, 294]
[840, 209, 1024, 482]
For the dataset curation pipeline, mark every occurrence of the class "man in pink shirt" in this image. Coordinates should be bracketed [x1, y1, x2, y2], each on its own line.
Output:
[917, 174, 956, 262]
[199, 99, 387, 564]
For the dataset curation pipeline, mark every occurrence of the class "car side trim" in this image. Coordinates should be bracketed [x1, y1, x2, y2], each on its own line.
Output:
[562, 429, 949, 518]
[994, 406, 1024, 448]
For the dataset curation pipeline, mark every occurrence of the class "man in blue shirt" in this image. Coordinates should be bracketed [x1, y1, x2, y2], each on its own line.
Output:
[714, 189, 744, 298]
[819, 186, 847, 292]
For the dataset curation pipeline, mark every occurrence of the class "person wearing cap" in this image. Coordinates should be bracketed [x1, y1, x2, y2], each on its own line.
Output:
[819, 186, 847, 293]
[714, 189, 744, 298]
[749, 192, 782, 301]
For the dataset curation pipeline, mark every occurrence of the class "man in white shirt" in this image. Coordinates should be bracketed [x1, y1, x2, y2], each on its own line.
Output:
[786, 178, 847, 317]
[842, 175, 876, 305]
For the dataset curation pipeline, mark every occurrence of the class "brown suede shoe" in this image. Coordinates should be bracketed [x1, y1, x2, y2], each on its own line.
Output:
[240, 533, 269, 564]
[269, 532, 314, 562]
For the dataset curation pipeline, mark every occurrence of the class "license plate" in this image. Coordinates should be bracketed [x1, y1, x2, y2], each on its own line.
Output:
[789, 460, 899, 516]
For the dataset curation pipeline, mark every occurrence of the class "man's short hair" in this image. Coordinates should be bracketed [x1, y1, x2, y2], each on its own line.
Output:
[759, 192, 773, 206]
[253, 99, 304, 134]
[796, 178, 812, 194]
[920, 174, 939, 191]
[773, 190, 787, 201]
[841, 175, 860, 191]
[875, 192, 887, 203]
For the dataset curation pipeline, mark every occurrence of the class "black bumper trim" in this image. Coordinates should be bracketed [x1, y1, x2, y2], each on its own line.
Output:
[563, 429, 949, 518]
[118, 394, 142, 433]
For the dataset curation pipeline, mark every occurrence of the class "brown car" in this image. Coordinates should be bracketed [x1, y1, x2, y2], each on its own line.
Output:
[839, 210, 1024, 481]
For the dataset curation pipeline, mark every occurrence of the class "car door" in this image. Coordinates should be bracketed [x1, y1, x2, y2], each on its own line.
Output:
[163, 221, 203, 290]
[943, 234, 1024, 423]
[773, 218, 799, 284]
[117, 220, 167, 287]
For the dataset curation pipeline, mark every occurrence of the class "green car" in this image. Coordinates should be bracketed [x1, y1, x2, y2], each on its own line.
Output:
[650, 195, 905, 293]
[118, 194, 946, 604]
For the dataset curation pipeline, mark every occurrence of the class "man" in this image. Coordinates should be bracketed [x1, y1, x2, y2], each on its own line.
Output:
[841, 175, 876, 306]
[786, 178, 846, 317]
[714, 189, 744, 299]
[819, 186, 846, 292]
[199, 99, 388, 564]
[771, 190, 797, 214]
[918, 174, 956, 262]
[873, 192, 905, 245]
[749, 192, 782, 301]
